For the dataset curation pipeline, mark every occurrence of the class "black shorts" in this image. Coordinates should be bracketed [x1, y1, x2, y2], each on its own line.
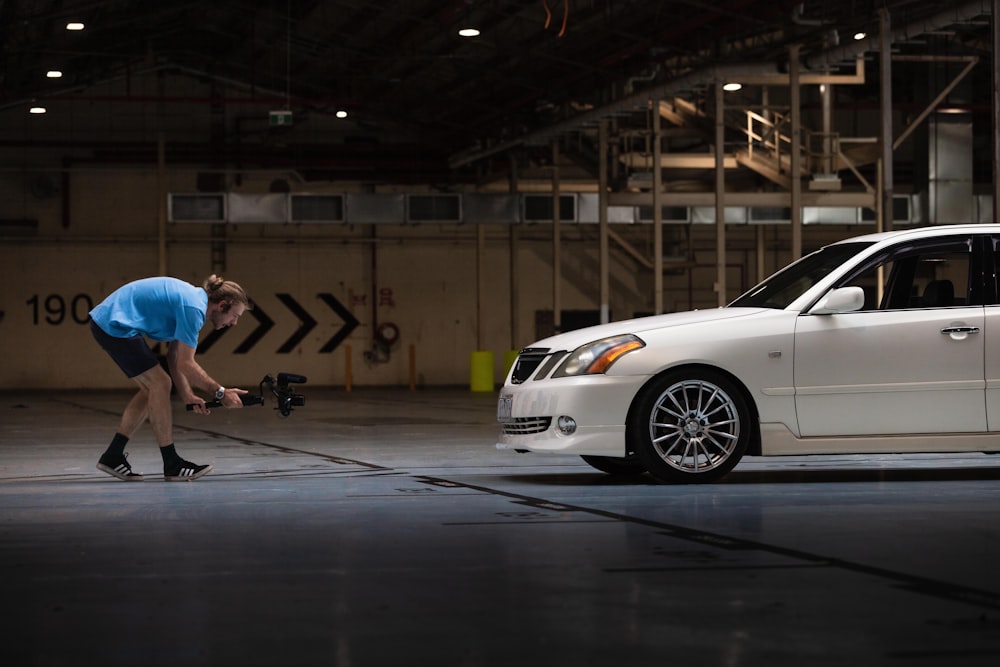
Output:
[90, 320, 160, 378]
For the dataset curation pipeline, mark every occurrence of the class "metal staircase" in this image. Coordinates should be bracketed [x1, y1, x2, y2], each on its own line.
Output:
[654, 98, 876, 192]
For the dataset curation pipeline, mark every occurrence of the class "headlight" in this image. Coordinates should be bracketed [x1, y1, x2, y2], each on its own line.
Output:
[552, 334, 645, 377]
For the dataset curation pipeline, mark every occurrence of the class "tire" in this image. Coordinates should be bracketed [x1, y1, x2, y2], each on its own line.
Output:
[580, 454, 645, 476]
[628, 368, 752, 484]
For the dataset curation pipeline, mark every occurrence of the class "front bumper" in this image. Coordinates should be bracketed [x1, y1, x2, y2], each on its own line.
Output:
[495, 374, 644, 457]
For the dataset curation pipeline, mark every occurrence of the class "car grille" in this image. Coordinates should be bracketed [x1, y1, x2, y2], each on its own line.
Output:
[501, 417, 552, 435]
[510, 348, 569, 383]
[510, 348, 549, 383]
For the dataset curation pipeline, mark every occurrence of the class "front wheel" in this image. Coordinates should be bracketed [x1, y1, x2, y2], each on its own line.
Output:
[628, 369, 752, 484]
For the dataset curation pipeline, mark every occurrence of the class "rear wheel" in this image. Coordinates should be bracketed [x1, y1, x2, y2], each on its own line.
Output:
[628, 369, 752, 484]
[580, 454, 645, 476]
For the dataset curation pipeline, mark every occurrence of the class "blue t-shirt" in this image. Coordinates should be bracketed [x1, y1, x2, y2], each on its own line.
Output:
[90, 277, 208, 348]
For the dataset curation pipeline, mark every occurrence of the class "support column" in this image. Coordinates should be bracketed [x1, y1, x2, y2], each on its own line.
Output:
[994, 0, 1000, 222]
[476, 223, 486, 350]
[157, 133, 167, 276]
[552, 140, 561, 334]
[821, 82, 833, 175]
[599, 121, 610, 323]
[756, 225, 766, 284]
[789, 43, 803, 261]
[715, 83, 727, 307]
[880, 8, 895, 232]
[509, 159, 520, 349]
[653, 101, 664, 314]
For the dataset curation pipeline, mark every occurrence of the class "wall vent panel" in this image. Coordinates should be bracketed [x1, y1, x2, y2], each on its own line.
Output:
[168, 194, 226, 222]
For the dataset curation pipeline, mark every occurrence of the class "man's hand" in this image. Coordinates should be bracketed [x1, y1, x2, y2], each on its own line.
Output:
[220, 388, 249, 408]
[185, 394, 209, 415]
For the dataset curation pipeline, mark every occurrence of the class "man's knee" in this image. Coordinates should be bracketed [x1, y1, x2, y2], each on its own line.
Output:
[135, 366, 172, 396]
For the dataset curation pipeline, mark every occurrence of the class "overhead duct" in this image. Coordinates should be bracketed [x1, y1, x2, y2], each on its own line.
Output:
[449, 0, 992, 169]
[926, 115, 974, 224]
[803, 0, 993, 71]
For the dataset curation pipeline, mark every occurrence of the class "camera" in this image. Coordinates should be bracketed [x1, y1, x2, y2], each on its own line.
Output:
[186, 371, 307, 416]
[262, 372, 307, 417]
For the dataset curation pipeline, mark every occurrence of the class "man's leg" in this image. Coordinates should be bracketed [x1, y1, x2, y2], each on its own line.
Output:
[131, 365, 173, 446]
[116, 387, 150, 439]
[132, 364, 213, 481]
[91, 324, 162, 481]
[96, 385, 154, 481]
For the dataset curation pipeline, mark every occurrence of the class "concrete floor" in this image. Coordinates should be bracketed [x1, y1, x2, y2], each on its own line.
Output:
[2, 387, 999, 667]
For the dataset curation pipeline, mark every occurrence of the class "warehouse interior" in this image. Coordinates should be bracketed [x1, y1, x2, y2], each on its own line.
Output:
[2, 2, 1000, 666]
[2, 0, 999, 390]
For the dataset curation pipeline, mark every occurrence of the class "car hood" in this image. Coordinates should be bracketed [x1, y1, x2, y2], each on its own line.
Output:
[526, 307, 770, 351]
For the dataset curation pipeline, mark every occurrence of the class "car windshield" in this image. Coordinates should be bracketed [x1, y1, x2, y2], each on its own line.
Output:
[728, 241, 874, 309]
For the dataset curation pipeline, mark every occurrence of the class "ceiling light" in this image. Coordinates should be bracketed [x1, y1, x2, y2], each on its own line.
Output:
[336, 110, 348, 119]
[853, 31, 867, 41]
[29, 106, 47, 114]
[458, 27, 480, 37]
[66, 22, 85, 31]
[722, 82, 742, 92]
[46, 70, 63, 78]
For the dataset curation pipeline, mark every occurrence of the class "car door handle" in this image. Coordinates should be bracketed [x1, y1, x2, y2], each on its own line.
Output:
[940, 326, 980, 334]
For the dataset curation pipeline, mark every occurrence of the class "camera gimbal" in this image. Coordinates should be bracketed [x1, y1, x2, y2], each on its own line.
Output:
[186, 372, 307, 417]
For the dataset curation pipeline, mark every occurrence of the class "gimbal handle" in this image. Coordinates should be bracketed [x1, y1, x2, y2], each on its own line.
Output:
[185, 394, 264, 411]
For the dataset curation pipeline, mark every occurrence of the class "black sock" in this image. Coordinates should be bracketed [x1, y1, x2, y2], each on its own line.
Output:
[159, 444, 180, 466]
[104, 432, 129, 459]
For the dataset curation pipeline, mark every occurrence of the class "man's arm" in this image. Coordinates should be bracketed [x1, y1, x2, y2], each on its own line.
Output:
[166, 341, 245, 409]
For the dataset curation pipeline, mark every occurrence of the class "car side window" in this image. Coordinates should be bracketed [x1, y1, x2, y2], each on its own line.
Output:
[839, 238, 972, 311]
[991, 237, 1000, 305]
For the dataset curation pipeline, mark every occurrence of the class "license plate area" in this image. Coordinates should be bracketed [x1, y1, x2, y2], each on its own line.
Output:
[496, 395, 513, 422]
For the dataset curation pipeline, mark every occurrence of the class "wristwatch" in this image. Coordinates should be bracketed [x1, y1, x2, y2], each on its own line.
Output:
[214, 386, 226, 400]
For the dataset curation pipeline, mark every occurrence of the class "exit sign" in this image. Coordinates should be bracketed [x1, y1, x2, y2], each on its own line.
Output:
[269, 110, 293, 126]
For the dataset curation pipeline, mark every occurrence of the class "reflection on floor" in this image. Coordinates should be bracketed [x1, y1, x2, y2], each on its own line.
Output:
[2, 388, 999, 666]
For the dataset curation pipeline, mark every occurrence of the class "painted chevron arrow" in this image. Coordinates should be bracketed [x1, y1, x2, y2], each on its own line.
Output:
[276, 293, 316, 353]
[235, 305, 274, 354]
[196, 292, 359, 354]
[196, 329, 225, 354]
[196, 304, 274, 355]
[318, 292, 360, 353]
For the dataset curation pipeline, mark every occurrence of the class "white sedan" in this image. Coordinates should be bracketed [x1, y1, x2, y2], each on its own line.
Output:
[497, 224, 1000, 483]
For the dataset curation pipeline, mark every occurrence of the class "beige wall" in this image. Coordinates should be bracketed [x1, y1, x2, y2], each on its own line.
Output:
[0, 163, 870, 389]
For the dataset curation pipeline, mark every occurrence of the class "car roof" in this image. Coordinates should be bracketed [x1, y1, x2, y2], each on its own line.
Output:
[832, 223, 1000, 246]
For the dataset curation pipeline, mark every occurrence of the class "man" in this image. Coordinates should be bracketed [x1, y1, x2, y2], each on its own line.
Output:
[89, 274, 252, 481]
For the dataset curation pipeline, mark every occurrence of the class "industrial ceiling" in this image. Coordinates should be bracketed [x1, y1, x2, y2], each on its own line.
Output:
[1, 0, 995, 187]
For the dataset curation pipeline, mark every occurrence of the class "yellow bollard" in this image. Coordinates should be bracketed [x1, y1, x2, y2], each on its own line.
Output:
[469, 351, 495, 392]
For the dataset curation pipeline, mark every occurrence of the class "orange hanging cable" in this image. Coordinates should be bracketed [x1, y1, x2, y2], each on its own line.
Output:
[542, 0, 568, 36]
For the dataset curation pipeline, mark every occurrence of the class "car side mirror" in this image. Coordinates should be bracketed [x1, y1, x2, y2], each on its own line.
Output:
[810, 286, 866, 315]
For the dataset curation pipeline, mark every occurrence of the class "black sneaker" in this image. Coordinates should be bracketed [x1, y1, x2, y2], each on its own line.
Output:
[96, 453, 144, 481]
[164, 459, 212, 482]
